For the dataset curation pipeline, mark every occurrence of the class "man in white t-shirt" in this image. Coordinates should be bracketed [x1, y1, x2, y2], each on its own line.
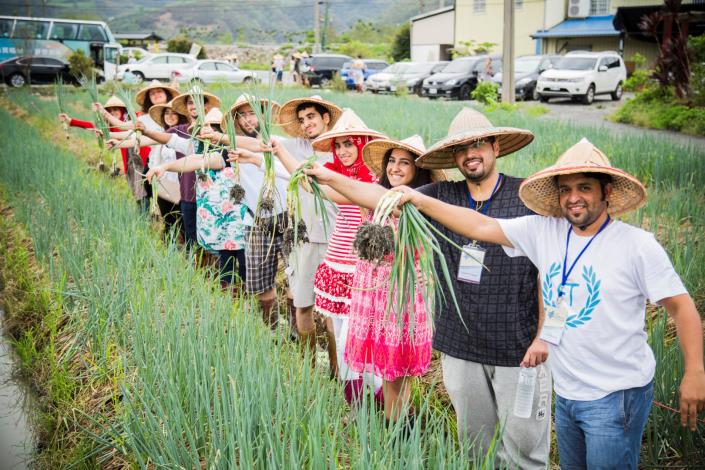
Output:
[393, 138, 705, 469]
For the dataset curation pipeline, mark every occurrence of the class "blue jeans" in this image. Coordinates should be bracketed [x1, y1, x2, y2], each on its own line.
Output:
[555, 381, 653, 470]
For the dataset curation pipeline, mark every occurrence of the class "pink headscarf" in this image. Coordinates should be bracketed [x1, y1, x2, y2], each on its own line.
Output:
[324, 135, 377, 183]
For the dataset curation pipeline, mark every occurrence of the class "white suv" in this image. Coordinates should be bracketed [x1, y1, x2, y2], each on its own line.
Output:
[536, 51, 626, 104]
[117, 53, 197, 83]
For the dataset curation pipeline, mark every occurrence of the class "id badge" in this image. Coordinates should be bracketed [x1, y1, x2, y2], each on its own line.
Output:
[540, 296, 570, 345]
[457, 244, 486, 284]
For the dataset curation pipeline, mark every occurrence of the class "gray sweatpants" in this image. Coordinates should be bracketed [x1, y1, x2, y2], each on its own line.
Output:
[441, 354, 552, 470]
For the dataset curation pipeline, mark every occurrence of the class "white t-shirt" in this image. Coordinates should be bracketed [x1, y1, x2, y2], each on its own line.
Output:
[497, 216, 687, 401]
[279, 137, 337, 243]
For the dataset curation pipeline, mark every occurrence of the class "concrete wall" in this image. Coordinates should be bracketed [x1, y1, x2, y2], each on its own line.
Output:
[411, 9, 455, 45]
[454, 0, 546, 57]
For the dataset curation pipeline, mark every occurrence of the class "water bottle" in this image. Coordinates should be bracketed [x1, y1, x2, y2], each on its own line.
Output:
[513, 367, 537, 419]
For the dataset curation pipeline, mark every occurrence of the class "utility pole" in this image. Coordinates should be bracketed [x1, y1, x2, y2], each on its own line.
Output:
[322, 1, 330, 50]
[501, 0, 515, 104]
[314, 1, 321, 53]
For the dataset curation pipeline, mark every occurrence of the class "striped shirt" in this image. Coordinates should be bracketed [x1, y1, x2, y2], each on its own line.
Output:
[323, 203, 362, 269]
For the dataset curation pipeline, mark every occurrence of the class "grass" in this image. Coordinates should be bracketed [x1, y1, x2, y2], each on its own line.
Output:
[1, 84, 704, 467]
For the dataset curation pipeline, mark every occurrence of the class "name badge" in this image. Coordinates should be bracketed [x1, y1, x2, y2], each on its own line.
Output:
[540, 296, 570, 345]
[457, 244, 486, 284]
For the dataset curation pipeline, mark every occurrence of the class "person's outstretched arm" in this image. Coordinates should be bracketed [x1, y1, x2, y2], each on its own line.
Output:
[394, 185, 513, 247]
[146, 152, 225, 179]
[304, 163, 387, 209]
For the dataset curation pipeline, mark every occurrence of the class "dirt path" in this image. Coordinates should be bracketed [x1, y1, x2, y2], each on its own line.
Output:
[536, 93, 705, 149]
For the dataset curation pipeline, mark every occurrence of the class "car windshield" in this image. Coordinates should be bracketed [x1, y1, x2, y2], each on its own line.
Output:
[383, 63, 413, 74]
[555, 57, 597, 71]
[443, 59, 477, 74]
[514, 58, 541, 74]
[405, 63, 435, 74]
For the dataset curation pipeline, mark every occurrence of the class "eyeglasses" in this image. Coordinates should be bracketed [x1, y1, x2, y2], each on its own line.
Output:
[452, 138, 493, 154]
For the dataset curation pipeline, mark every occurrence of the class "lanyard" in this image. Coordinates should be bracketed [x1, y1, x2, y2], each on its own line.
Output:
[467, 173, 503, 215]
[560, 215, 611, 297]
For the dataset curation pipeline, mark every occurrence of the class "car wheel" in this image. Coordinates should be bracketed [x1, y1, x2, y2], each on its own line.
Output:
[8, 73, 26, 88]
[531, 86, 539, 101]
[538, 93, 549, 103]
[582, 84, 595, 105]
[242, 76, 253, 84]
[132, 71, 145, 84]
[611, 82, 623, 101]
[458, 83, 472, 101]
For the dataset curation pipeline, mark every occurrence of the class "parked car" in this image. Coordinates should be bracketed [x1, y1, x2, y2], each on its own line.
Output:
[339, 59, 389, 89]
[302, 53, 352, 87]
[116, 53, 197, 83]
[366, 61, 450, 94]
[0, 56, 77, 87]
[492, 55, 560, 100]
[171, 59, 256, 85]
[536, 51, 626, 104]
[421, 55, 502, 100]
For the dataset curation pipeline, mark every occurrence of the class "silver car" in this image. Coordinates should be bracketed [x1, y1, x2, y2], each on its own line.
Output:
[171, 60, 257, 85]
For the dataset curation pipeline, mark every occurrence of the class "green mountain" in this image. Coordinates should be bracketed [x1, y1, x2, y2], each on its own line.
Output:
[1, 0, 441, 43]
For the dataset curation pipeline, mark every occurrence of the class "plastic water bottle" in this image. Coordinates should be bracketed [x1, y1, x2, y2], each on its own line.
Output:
[513, 367, 537, 419]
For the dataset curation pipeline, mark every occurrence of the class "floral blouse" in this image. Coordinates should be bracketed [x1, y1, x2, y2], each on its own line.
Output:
[195, 159, 251, 251]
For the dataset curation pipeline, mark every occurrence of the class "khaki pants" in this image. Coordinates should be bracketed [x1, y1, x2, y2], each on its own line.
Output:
[441, 354, 552, 469]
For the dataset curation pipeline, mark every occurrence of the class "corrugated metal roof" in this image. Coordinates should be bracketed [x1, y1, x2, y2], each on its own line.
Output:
[532, 15, 619, 39]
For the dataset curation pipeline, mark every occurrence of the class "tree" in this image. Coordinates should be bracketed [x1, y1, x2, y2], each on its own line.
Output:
[391, 23, 410, 62]
[167, 34, 207, 59]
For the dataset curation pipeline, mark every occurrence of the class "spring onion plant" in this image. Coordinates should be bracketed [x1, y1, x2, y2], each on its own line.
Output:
[224, 111, 245, 204]
[113, 83, 140, 155]
[55, 77, 69, 139]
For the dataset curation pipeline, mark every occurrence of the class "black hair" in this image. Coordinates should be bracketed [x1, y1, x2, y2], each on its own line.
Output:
[295, 102, 330, 120]
[378, 149, 432, 189]
[141, 88, 175, 113]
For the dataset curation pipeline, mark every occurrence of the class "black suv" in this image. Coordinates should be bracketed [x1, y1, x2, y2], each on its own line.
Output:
[303, 53, 352, 87]
[421, 55, 502, 100]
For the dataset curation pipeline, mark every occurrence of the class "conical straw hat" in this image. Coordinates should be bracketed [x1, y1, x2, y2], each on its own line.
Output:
[103, 95, 126, 109]
[171, 86, 222, 117]
[311, 108, 387, 152]
[147, 99, 186, 129]
[222, 94, 281, 135]
[363, 135, 447, 182]
[519, 138, 647, 217]
[416, 107, 534, 169]
[276, 95, 343, 138]
[188, 107, 223, 132]
[135, 80, 180, 107]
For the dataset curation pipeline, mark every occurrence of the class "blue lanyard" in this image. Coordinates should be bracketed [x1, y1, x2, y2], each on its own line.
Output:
[467, 174, 503, 215]
[560, 215, 611, 297]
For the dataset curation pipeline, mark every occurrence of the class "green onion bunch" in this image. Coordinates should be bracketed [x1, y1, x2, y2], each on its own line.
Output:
[81, 74, 111, 160]
[114, 82, 141, 161]
[353, 191, 397, 264]
[55, 77, 69, 139]
[375, 191, 468, 332]
[245, 92, 277, 221]
[189, 83, 207, 143]
[224, 111, 245, 204]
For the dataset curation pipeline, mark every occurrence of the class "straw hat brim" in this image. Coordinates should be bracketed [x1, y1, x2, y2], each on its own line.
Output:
[416, 127, 535, 170]
[362, 139, 424, 177]
[135, 83, 180, 108]
[171, 91, 222, 117]
[312, 129, 388, 152]
[277, 97, 343, 138]
[222, 99, 282, 135]
[519, 165, 647, 217]
[148, 104, 169, 129]
[104, 96, 126, 110]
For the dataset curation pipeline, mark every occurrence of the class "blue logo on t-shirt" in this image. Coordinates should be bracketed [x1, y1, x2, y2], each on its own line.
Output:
[542, 263, 602, 328]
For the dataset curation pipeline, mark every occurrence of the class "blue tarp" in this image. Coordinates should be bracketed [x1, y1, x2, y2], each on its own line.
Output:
[532, 15, 620, 39]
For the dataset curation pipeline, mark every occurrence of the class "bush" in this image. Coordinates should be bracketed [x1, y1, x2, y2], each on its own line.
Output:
[68, 49, 95, 80]
[623, 69, 651, 92]
[167, 35, 207, 59]
[329, 72, 348, 93]
[471, 81, 499, 105]
[612, 85, 705, 136]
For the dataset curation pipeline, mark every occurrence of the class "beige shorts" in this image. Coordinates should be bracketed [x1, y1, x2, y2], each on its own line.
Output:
[286, 241, 327, 308]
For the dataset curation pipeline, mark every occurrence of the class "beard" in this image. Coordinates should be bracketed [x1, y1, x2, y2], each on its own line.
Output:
[243, 125, 260, 139]
[459, 157, 493, 183]
[562, 203, 603, 230]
